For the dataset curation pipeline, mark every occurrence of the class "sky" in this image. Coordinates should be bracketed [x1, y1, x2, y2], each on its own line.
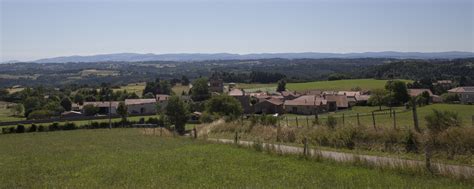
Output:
[1, 0, 473, 62]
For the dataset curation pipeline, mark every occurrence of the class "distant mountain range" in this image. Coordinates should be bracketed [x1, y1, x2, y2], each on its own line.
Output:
[19, 51, 474, 63]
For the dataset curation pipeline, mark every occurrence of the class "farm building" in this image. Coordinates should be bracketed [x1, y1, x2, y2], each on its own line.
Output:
[209, 74, 224, 93]
[448, 87, 474, 104]
[228, 88, 252, 113]
[284, 95, 328, 115]
[279, 91, 301, 100]
[125, 99, 157, 114]
[408, 89, 441, 103]
[324, 95, 349, 111]
[82, 101, 120, 115]
[253, 98, 284, 114]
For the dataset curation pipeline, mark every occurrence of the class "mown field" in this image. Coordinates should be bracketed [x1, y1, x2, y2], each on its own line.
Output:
[284, 104, 474, 129]
[114, 83, 189, 97]
[238, 79, 412, 92]
[0, 129, 471, 188]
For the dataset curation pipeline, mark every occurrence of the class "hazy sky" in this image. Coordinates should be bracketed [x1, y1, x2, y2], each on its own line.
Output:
[1, 0, 473, 61]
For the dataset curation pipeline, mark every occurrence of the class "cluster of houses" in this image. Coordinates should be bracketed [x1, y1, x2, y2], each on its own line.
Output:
[64, 76, 474, 118]
[228, 88, 370, 115]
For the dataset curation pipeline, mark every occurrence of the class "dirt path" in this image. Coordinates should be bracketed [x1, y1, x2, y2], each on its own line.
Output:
[208, 138, 474, 179]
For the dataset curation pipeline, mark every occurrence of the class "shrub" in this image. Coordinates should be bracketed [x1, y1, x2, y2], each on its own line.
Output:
[48, 123, 60, 131]
[139, 118, 146, 124]
[28, 110, 53, 120]
[200, 112, 217, 123]
[28, 124, 37, 132]
[63, 122, 77, 130]
[38, 125, 45, 132]
[403, 130, 419, 153]
[16, 125, 25, 133]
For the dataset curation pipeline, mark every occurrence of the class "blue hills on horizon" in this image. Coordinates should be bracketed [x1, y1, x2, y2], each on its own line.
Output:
[23, 51, 474, 63]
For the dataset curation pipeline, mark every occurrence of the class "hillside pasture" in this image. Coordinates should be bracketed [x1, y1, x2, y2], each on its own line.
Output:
[0, 129, 470, 188]
[286, 79, 412, 92]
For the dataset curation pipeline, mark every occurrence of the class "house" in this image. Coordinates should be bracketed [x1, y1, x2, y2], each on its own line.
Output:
[209, 74, 224, 93]
[279, 91, 300, 100]
[354, 95, 370, 105]
[408, 89, 433, 97]
[82, 101, 120, 115]
[253, 98, 284, 114]
[448, 87, 474, 104]
[228, 88, 252, 113]
[324, 95, 349, 111]
[125, 99, 157, 114]
[284, 95, 328, 115]
[156, 94, 170, 110]
[408, 89, 439, 103]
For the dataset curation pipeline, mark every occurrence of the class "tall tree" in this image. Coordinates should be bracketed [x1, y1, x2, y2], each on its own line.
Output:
[385, 80, 410, 106]
[60, 97, 72, 111]
[181, 75, 190, 86]
[276, 79, 287, 92]
[206, 95, 243, 118]
[368, 89, 388, 110]
[165, 96, 189, 135]
[116, 102, 128, 123]
[191, 77, 210, 101]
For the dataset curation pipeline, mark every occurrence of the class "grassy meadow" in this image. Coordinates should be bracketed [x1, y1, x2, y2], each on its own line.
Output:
[283, 104, 474, 129]
[113, 82, 146, 97]
[0, 129, 471, 188]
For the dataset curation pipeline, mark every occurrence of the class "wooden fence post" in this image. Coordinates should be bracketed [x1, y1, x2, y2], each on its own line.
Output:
[303, 137, 308, 156]
[193, 126, 197, 139]
[314, 112, 319, 125]
[412, 99, 421, 133]
[372, 112, 377, 131]
[342, 113, 345, 127]
[286, 116, 289, 126]
[393, 110, 397, 130]
[296, 117, 299, 127]
[234, 131, 239, 144]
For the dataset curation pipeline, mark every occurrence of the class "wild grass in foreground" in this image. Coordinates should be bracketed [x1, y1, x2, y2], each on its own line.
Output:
[0, 129, 472, 188]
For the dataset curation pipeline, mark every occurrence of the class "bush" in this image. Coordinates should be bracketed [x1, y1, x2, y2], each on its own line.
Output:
[28, 124, 37, 132]
[48, 123, 60, 131]
[28, 110, 53, 120]
[200, 112, 217, 123]
[38, 125, 45, 132]
[63, 122, 77, 130]
[16, 125, 25, 133]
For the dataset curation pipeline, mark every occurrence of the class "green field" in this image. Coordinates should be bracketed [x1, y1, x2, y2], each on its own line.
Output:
[284, 104, 474, 129]
[113, 82, 146, 97]
[172, 84, 190, 95]
[287, 79, 412, 92]
[239, 79, 412, 93]
[0, 129, 470, 188]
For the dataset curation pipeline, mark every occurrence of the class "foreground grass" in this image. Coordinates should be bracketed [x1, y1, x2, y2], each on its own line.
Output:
[0, 129, 471, 188]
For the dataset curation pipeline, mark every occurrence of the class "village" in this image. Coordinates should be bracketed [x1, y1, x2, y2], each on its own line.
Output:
[64, 76, 474, 121]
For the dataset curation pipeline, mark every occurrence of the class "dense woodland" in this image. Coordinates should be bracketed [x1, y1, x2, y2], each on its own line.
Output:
[0, 58, 473, 88]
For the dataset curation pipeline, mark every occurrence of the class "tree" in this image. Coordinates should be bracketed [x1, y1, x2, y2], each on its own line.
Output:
[165, 96, 189, 135]
[116, 102, 128, 123]
[276, 79, 286, 92]
[205, 95, 243, 118]
[73, 93, 84, 105]
[385, 80, 410, 106]
[368, 89, 388, 110]
[191, 77, 210, 101]
[23, 97, 42, 117]
[44, 101, 65, 115]
[0, 88, 8, 100]
[83, 104, 98, 116]
[10, 103, 24, 117]
[421, 91, 431, 105]
[181, 75, 190, 86]
[60, 97, 72, 111]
